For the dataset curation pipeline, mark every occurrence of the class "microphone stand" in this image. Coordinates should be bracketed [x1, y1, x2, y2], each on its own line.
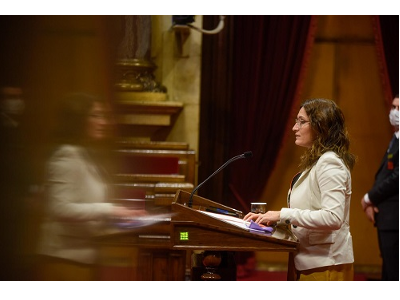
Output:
[188, 151, 252, 208]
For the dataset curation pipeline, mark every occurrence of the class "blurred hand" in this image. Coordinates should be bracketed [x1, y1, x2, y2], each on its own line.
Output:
[364, 205, 379, 224]
[112, 206, 147, 219]
[360, 197, 379, 224]
[360, 197, 369, 211]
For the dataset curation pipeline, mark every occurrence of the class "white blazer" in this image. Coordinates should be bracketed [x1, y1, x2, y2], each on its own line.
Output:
[280, 151, 354, 271]
[37, 145, 114, 264]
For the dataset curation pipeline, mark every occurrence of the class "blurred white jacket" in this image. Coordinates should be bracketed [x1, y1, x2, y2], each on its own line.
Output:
[37, 145, 114, 264]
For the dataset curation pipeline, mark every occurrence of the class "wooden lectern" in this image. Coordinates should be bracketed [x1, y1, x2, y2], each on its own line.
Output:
[171, 190, 299, 280]
[96, 190, 299, 280]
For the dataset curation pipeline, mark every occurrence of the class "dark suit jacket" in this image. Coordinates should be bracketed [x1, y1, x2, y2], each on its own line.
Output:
[369, 134, 399, 230]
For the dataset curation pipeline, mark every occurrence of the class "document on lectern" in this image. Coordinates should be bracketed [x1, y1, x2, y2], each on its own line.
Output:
[199, 211, 273, 235]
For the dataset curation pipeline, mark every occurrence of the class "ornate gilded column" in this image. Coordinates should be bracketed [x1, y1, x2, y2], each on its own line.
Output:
[115, 15, 166, 93]
[114, 16, 182, 141]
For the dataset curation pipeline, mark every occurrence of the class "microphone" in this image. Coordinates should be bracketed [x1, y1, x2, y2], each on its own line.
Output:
[188, 151, 253, 208]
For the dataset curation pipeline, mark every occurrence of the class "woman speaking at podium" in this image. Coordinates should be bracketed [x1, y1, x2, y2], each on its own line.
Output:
[244, 98, 356, 281]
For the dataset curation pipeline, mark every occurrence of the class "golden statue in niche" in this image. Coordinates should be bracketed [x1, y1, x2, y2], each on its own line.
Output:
[115, 15, 166, 93]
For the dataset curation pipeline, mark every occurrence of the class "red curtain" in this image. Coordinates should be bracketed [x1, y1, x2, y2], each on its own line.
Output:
[373, 15, 399, 108]
[228, 16, 317, 210]
[199, 16, 317, 210]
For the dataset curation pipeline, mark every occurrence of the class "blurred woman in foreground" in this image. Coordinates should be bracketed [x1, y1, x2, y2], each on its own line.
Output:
[37, 93, 146, 280]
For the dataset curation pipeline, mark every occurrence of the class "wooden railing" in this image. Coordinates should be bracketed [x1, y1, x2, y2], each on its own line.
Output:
[112, 141, 196, 209]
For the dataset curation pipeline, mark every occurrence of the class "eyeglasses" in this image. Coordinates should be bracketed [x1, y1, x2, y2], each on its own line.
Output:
[89, 113, 109, 120]
[294, 118, 310, 128]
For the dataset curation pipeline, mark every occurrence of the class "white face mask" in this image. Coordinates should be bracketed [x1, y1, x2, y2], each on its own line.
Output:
[389, 109, 399, 126]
